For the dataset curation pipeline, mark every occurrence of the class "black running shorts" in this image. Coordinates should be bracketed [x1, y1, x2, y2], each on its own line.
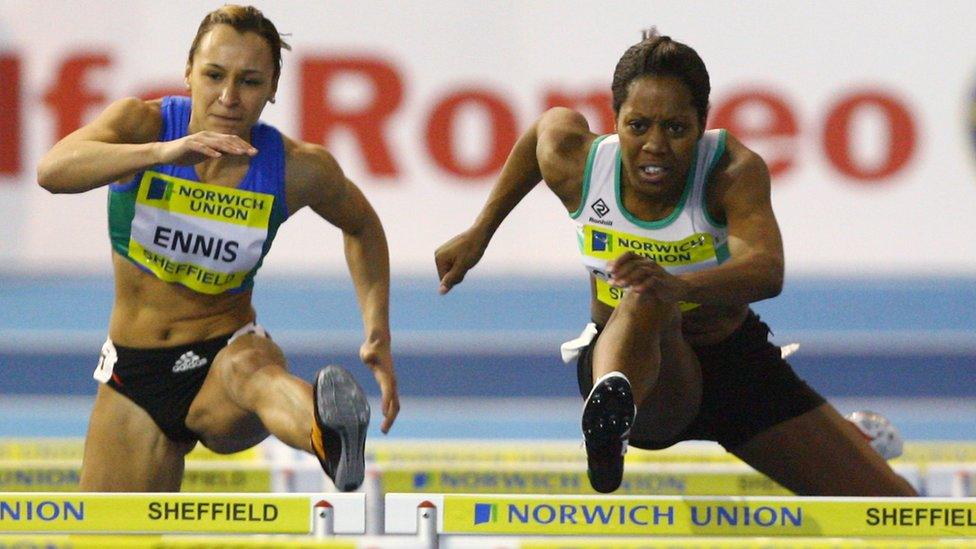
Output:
[576, 310, 826, 451]
[97, 333, 233, 442]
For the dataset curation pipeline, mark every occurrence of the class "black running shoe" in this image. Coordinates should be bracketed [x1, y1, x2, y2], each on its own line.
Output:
[581, 372, 635, 493]
[311, 365, 371, 491]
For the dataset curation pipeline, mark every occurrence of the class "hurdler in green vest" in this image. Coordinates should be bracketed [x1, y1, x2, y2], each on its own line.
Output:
[434, 29, 916, 498]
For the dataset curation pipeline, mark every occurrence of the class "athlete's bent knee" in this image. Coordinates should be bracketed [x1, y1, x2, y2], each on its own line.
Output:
[216, 345, 287, 406]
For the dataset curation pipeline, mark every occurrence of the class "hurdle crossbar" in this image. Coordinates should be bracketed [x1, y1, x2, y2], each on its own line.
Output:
[0, 492, 364, 534]
[385, 493, 976, 537]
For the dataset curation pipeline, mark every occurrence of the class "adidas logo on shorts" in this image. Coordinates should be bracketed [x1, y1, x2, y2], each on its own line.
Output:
[172, 351, 208, 373]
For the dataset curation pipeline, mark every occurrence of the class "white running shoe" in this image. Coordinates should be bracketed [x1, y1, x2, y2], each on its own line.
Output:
[846, 410, 904, 460]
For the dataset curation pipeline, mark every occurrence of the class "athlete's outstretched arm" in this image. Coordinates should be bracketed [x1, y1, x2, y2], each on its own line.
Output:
[37, 97, 256, 194]
[610, 134, 784, 306]
[676, 134, 784, 306]
[288, 141, 399, 434]
[435, 107, 592, 294]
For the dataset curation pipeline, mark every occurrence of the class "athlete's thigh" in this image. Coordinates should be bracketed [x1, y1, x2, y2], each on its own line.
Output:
[185, 334, 285, 452]
[592, 299, 702, 442]
[731, 402, 917, 496]
[81, 384, 192, 491]
[628, 328, 703, 443]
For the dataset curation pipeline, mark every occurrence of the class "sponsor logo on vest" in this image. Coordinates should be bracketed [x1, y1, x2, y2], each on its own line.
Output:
[143, 175, 270, 224]
[591, 230, 612, 252]
[177, 186, 268, 223]
[147, 177, 172, 201]
[173, 351, 209, 373]
[614, 234, 706, 263]
[591, 198, 610, 217]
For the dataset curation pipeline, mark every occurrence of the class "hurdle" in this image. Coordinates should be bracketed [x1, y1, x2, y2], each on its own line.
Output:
[385, 493, 976, 541]
[0, 438, 264, 462]
[376, 461, 793, 496]
[0, 492, 365, 535]
[367, 439, 738, 464]
[368, 438, 976, 465]
[0, 535, 364, 548]
[8, 434, 961, 468]
[901, 442, 976, 463]
[491, 536, 975, 548]
[0, 437, 963, 499]
[0, 460, 281, 493]
[0, 438, 317, 493]
[372, 461, 922, 496]
[920, 464, 976, 497]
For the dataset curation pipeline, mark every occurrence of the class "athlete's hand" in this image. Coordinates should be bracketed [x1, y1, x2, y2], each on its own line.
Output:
[607, 251, 688, 303]
[155, 131, 258, 166]
[360, 337, 399, 434]
[434, 228, 489, 295]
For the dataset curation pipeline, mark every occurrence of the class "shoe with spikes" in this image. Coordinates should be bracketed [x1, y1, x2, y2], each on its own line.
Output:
[310, 364, 370, 491]
[581, 371, 635, 493]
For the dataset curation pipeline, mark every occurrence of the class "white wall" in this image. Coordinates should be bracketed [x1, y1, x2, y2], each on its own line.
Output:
[1, 0, 974, 277]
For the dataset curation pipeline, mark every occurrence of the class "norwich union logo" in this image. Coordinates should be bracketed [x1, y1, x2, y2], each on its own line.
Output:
[146, 177, 172, 201]
[474, 503, 497, 525]
[591, 230, 612, 253]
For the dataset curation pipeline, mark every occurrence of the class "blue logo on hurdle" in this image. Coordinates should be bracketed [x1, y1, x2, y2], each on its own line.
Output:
[413, 472, 429, 489]
[473, 503, 497, 524]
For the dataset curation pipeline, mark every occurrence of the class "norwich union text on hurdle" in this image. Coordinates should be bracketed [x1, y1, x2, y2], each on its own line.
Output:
[0, 500, 84, 521]
[493, 503, 804, 527]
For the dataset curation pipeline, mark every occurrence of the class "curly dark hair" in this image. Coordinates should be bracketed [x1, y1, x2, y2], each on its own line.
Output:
[611, 28, 710, 128]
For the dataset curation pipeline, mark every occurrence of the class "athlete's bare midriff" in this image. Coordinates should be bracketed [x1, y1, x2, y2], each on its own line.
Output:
[108, 253, 256, 347]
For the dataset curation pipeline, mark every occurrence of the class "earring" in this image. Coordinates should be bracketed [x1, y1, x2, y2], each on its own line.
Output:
[269, 97, 276, 104]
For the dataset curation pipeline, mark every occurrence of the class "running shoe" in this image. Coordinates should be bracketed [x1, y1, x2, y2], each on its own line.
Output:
[581, 371, 635, 493]
[310, 364, 371, 491]
[846, 410, 904, 460]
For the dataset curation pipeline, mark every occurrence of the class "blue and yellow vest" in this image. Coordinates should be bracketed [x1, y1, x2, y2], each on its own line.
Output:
[108, 96, 288, 295]
[571, 130, 729, 311]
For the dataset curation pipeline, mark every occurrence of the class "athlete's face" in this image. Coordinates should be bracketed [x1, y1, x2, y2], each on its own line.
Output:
[616, 76, 703, 203]
[185, 24, 277, 139]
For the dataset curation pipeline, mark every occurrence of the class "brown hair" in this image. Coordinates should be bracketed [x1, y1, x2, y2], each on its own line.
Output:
[187, 5, 291, 83]
[611, 28, 710, 128]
